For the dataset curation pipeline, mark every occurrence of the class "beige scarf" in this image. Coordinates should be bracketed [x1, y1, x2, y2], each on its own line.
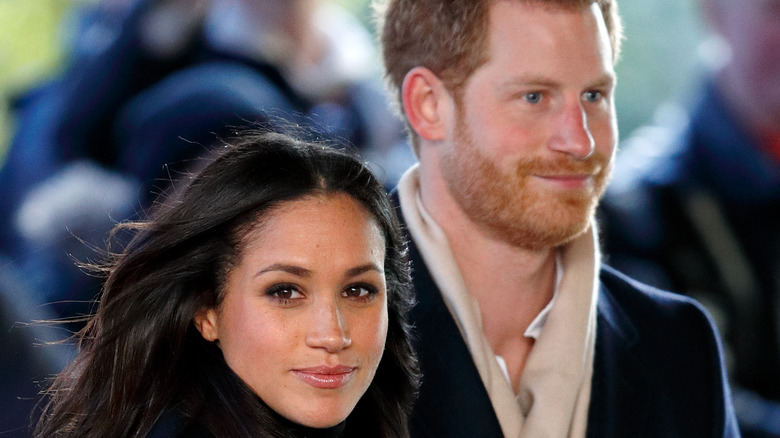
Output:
[398, 165, 598, 438]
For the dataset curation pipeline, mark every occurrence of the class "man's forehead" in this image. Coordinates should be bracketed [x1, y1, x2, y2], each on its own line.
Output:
[493, 0, 598, 10]
[486, 1, 614, 60]
[479, 2, 615, 79]
[487, 0, 606, 27]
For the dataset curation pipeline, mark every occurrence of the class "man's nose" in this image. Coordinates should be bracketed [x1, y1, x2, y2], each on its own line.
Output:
[548, 102, 595, 159]
[305, 298, 352, 353]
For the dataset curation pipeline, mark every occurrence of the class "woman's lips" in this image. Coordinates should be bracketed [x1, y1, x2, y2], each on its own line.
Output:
[292, 366, 357, 389]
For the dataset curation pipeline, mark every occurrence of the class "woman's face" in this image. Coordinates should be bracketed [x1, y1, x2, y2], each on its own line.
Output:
[195, 193, 388, 428]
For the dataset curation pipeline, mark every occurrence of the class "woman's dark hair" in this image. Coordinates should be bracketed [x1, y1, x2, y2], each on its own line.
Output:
[33, 131, 419, 438]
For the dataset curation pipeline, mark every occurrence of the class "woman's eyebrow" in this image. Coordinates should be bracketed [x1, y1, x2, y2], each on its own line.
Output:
[254, 264, 312, 278]
[254, 263, 383, 280]
[344, 263, 384, 279]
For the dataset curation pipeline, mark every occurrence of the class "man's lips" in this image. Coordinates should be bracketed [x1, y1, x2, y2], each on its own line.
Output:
[535, 173, 594, 189]
[292, 365, 357, 389]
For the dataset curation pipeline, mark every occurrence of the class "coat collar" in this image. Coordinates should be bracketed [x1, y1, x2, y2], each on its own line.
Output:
[393, 190, 650, 437]
[393, 190, 505, 436]
[586, 268, 649, 438]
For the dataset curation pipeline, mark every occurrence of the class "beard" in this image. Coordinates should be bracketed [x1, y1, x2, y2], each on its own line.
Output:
[440, 119, 613, 251]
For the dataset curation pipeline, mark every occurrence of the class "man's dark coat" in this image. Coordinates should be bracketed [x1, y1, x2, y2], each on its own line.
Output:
[400, 210, 740, 438]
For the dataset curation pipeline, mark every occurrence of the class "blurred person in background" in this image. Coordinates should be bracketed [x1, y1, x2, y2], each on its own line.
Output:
[0, 0, 412, 435]
[0, 0, 410, 335]
[600, 0, 780, 436]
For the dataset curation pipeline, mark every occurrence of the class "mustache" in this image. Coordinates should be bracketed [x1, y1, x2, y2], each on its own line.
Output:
[513, 151, 608, 177]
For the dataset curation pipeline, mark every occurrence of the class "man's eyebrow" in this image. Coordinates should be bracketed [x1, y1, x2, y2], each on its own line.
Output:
[588, 73, 616, 89]
[255, 264, 312, 278]
[495, 72, 616, 93]
[496, 76, 560, 92]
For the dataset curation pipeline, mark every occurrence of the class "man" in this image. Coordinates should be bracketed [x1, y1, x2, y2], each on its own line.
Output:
[600, 0, 780, 436]
[374, 0, 740, 436]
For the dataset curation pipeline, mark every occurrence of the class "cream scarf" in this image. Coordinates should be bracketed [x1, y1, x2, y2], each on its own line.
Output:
[398, 165, 599, 438]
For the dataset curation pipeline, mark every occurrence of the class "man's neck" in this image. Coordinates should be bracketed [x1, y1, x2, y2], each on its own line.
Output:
[418, 162, 557, 389]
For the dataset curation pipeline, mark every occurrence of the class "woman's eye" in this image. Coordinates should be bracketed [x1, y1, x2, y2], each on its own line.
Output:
[342, 284, 378, 301]
[583, 90, 602, 102]
[265, 284, 303, 304]
[523, 92, 542, 104]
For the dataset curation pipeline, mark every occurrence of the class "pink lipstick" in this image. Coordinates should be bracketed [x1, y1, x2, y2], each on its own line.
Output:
[293, 365, 357, 389]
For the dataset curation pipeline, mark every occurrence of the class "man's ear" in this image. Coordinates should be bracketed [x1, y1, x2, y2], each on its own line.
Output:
[401, 67, 451, 141]
[193, 308, 219, 342]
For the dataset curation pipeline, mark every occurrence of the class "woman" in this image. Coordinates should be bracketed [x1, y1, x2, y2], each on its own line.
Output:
[33, 131, 418, 438]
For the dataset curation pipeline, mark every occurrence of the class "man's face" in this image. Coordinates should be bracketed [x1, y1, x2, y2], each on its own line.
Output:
[439, 2, 617, 250]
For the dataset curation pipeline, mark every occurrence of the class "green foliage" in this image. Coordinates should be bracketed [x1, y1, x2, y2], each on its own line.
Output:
[0, 0, 69, 95]
[0, 0, 88, 162]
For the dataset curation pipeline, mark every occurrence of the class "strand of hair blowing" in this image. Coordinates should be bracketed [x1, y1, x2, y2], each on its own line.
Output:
[33, 151, 317, 437]
[32, 218, 257, 437]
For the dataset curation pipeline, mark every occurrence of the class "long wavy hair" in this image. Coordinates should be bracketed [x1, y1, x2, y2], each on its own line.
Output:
[33, 131, 419, 438]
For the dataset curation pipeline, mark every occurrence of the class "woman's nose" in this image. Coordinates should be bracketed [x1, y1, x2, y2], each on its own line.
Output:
[305, 299, 352, 353]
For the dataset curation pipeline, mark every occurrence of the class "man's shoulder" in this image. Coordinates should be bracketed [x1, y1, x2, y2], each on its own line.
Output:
[589, 265, 740, 438]
[595, 264, 727, 383]
[599, 265, 702, 306]
[597, 264, 716, 335]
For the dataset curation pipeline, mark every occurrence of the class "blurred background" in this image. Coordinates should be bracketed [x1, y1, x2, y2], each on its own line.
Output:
[9, 0, 770, 437]
[0, 0, 708, 164]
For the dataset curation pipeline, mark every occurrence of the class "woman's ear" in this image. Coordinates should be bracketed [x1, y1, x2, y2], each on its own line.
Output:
[401, 66, 451, 141]
[194, 308, 219, 342]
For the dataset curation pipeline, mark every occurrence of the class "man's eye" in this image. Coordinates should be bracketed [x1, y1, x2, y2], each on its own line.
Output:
[584, 90, 602, 102]
[523, 92, 542, 104]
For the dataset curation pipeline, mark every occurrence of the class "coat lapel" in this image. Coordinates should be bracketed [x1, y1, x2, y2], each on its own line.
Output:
[395, 190, 650, 437]
[406, 235, 505, 437]
[391, 190, 505, 437]
[587, 279, 650, 438]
